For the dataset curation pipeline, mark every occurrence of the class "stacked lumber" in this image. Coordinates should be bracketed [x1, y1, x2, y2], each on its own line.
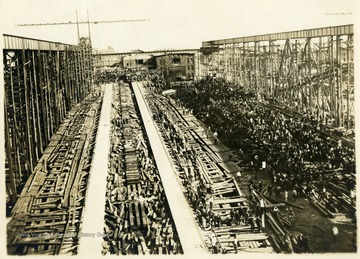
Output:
[102, 82, 182, 255]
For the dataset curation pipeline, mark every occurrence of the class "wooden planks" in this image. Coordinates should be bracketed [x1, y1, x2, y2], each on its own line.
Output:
[102, 82, 182, 255]
[7, 91, 103, 255]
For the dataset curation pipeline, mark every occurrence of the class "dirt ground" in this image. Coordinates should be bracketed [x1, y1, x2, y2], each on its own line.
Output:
[233, 166, 357, 253]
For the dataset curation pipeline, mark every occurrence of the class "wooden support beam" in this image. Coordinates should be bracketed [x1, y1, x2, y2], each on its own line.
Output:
[22, 49, 34, 177]
[32, 51, 44, 154]
[4, 101, 17, 203]
[27, 51, 39, 162]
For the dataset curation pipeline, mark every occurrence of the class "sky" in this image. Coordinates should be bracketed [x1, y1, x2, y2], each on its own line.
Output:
[0, 0, 358, 52]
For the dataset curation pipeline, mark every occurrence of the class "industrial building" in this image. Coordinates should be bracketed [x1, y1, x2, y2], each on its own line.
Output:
[122, 52, 153, 69]
[1, 5, 356, 256]
[155, 53, 195, 80]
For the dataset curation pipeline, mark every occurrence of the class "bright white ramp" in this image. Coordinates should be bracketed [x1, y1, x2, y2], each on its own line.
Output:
[78, 84, 112, 255]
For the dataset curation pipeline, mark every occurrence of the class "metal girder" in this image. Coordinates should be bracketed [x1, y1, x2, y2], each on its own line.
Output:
[17, 18, 149, 27]
[94, 48, 199, 57]
[202, 24, 353, 46]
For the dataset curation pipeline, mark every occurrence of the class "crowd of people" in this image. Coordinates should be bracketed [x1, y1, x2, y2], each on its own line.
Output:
[174, 77, 356, 217]
[145, 72, 356, 252]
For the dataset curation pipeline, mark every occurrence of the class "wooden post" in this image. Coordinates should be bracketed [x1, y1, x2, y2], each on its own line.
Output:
[346, 35, 351, 128]
[4, 97, 17, 203]
[260, 198, 265, 228]
[336, 35, 342, 126]
[8, 51, 22, 185]
[27, 51, 39, 162]
[307, 37, 312, 115]
[22, 48, 34, 176]
[32, 51, 44, 154]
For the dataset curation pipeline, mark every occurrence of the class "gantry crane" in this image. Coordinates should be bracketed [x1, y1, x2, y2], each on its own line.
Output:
[17, 10, 149, 43]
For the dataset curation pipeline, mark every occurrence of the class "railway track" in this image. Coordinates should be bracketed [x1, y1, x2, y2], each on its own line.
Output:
[102, 81, 182, 255]
[7, 91, 103, 255]
[141, 82, 273, 253]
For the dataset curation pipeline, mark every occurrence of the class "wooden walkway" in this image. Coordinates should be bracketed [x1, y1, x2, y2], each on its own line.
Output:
[132, 81, 207, 254]
[78, 84, 112, 255]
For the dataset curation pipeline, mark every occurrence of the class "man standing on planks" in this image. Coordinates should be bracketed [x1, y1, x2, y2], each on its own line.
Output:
[332, 226, 339, 242]
[213, 131, 218, 144]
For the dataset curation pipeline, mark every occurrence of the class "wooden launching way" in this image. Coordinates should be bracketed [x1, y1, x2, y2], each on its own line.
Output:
[78, 84, 112, 255]
[6, 89, 103, 255]
[136, 81, 273, 253]
[132, 81, 207, 254]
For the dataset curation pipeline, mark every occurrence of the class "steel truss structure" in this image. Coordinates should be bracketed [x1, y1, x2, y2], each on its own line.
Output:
[3, 34, 93, 204]
[200, 24, 354, 129]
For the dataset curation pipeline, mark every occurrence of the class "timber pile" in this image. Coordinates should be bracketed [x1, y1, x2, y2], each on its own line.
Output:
[307, 185, 336, 218]
[102, 82, 182, 255]
[120, 90, 142, 184]
[208, 226, 272, 253]
[7, 93, 103, 255]
[252, 190, 312, 253]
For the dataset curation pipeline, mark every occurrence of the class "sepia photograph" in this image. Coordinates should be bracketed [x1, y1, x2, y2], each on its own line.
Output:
[0, 0, 358, 257]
